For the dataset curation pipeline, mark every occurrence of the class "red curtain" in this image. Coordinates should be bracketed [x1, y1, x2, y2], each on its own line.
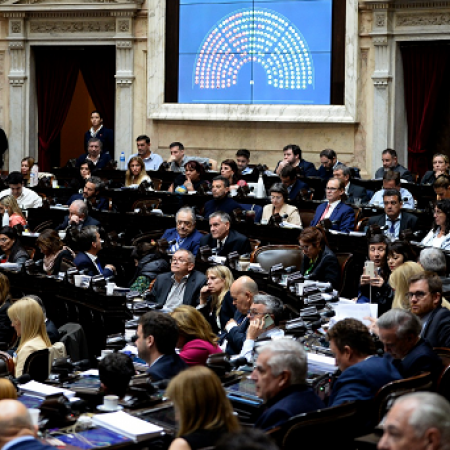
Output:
[402, 45, 449, 175]
[36, 50, 79, 171]
[80, 46, 116, 130]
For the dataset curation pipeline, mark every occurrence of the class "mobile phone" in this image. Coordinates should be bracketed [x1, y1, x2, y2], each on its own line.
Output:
[262, 314, 274, 329]
[365, 261, 375, 278]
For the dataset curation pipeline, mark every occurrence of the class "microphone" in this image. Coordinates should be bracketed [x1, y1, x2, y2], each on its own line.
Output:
[16, 373, 31, 385]
[237, 180, 247, 187]
[230, 357, 248, 368]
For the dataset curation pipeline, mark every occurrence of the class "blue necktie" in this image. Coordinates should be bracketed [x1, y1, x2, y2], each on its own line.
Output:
[96, 259, 104, 275]
[389, 219, 397, 235]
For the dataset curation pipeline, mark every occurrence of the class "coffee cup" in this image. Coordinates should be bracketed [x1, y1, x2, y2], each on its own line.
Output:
[28, 408, 40, 426]
[74, 275, 83, 287]
[103, 395, 119, 411]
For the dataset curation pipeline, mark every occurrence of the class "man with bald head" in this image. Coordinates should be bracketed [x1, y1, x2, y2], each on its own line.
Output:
[55, 199, 100, 231]
[0, 399, 54, 449]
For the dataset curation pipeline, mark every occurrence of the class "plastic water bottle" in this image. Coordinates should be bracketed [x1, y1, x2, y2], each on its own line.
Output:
[2, 210, 9, 227]
[256, 172, 265, 198]
[30, 164, 39, 187]
[120, 152, 126, 171]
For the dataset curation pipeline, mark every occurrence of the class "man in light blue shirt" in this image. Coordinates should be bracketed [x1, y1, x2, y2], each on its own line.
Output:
[369, 170, 414, 209]
[128, 135, 163, 171]
[236, 149, 253, 175]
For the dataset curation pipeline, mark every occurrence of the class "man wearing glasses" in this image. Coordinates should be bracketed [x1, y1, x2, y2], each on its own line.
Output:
[310, 178, 355, 232]
[161, 207, 203, 255]
[147, 249, 206, 310]
[406, 272, 450, 348]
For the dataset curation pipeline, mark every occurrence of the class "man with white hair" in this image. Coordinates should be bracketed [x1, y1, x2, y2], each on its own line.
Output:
[419, 247, 450, 294]
[250, 339, 324, 430]
[378, 392, 450, 450]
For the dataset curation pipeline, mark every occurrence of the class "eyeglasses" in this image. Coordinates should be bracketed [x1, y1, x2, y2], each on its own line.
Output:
[248, 309, 267, 317]
[326, 187, 338, 191]
[172, 258, 188, 264]
[405, 291, 429, 301]
[270, 196, 283, 201]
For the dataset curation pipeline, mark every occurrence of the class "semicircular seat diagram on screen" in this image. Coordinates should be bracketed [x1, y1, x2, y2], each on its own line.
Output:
[178, 2, 332, 105]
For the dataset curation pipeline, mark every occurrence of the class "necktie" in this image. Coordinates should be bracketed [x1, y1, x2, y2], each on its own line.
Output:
[389, 219, 397, 236]
[217, 241, 223, 253]
[170, 239, 184, 253]
[96, 259, 104, 275]
[319, 204, 330, 222]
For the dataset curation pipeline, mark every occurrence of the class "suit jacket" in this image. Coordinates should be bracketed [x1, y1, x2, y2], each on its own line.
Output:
[375, 164, 413, 182]
[298, 159, 318, 177]
[347, 183, 369, 204]
[421, 171, 436, 185]
[254, 385, 325, 430]
[310, 202, 355, 233]
[288, 179, 309, 201]
[367, 212, 418, 235]
[199, 291, 237, 334]
[300, 245, 340, 289]
[67, 193, 109, 211]
[73, 251, 114, 278]
[226, 314, 249, 355]
[5, 437, 55, 450]
[55, 214, 100, 231]
[148, 270, 207, 307]
[203, 196, 242, 219]
[422, 306, 450, 348]
[84, 127, 114, 154]
[46, 319, 60, 344]
[199, 228, 251, 256]
[317, 165, 334, 181]
[161, 228, 204, 256]
[147, 353, 186, 381]
[76, 151, 112, 170]
[329, 356, 402, 407]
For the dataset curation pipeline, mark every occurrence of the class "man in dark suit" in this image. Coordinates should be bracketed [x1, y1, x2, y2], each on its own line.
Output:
[136, 311, 186, 381]
[280, 165, 309, 201]
[199, 211, 251, 256]
[275, 144, 317, 177]
[67, 176, 109, 211]
[367, 189, 418, 239]
[148, 249, 206, 309]
[407, 272, 450, 348]
[203, 176, 241, 219]
[0, 399, 55, 449]
[377, 309, 442, 382]
[161, 207, 203, 255]
[310, 178, 355, 232]
[317, 149, 341, 181]
[73, 226, 115, 277]
[333, 164, 369, 204]
[55, 200, 100, 231]
[76, 137, 112, 169]
[374, 148, 413, 182]
[250, 340, 325, 430]
[327, 318, 402, 407]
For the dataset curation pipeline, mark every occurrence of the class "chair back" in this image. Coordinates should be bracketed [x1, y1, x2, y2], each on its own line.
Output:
[131, 230, 165, 245]
[33, 220, 53, 233]
[132, 198, 162, 213]
[299, 210, 316, 228]
[434, 347, 450, 401]
[59, 258, 76, 272]
[0, 351, 14, 376]
[23, 348, 50, 382]
[58, 323, 89, 362]
[252, 245, 303, 271]
[335, 252, 355, 297]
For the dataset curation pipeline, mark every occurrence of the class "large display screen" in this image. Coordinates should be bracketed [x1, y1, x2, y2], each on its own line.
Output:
[178, 0, 333, 105]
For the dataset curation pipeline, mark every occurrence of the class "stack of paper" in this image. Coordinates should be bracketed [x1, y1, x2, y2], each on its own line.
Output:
[19, 381, 76, 398]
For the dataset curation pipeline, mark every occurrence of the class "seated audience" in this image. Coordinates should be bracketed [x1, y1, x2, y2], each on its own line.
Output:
[421, 199, 450, 250]
[389, 261, 424, 310]
[220, 159, 242, 191]
[421, 153, 450, 185]
[419, 247, 450, 295]
[374, 148, 413, 182]
[168, 142, 216, 173]
[128, 135, 163, 171]
[0, 195, 26, 228]
[0, 379, 17, 400]
[0, 399, 55, 450]
[238, 294, 284, 363]
[125, 156, 152, 187]
[70, 160, 94, 190]
[199, 211, 251, 256]
[72, 226, 115, 277]
[0, 273, 13, 345]
[377, 309, 442, 381]
[67, 176, 109, 211]
[169, 160, 210, 194]
[36, 229, 75, 276]
[299, 226, 340, 289]
[406, 272, 450, 348]
[261, 183, 302, 226]
[0, 172, 42, 209]
[83, 110, 114, 155]
[386, 240, 417, 273]
[378, 392, 450, 450]
[20, 156, 35, 187]
[327, 318, 402, 407]
[7, 297, 65, 377]
[199, 265, 235, 334]
[275, 144, 317, 177]
[98, 353, 135, 399]
[310, 178, 355, 232]
[76, 137, 112, 169]
[433, 174, 450, 200]
[0, 226, 29, 265]
[55, 200, 100, 231]
[369, 170, 414, 209]
[250, 339, 325, 430]
[334, 164, 368, 204]
[317, 149, 340, 181]
[236, 149, 253, 175]
[166, 366, 240, 450]
[129, 242, 169, 294]
[279, 165, 309, 201]
[367, 189, 418, 239]
[148, 249, 205, 309]
[170, 305, 222, 366]
[203, 177, 242, 219]
[161, 207, 204, 256]
[136, 311, 186, 381]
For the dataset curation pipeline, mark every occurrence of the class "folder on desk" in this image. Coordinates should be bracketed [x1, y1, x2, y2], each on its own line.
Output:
[19, 381, 76, 399]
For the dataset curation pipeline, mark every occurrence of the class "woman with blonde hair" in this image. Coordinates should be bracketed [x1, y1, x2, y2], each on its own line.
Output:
[0, 195, 27, 228]
[7, 297, 65, 377]
[171, 305, 222, 366]
[0, 379, 17, 400]
[166, 366, 240, 450]
[389, 261, 424, 309]
[21, 156, 35, 186]
[0, 272, 13, 344]
[199, 265, 235, 333]
[125, 156, 151, 187]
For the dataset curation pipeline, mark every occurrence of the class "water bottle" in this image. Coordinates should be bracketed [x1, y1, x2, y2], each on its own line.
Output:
[256, 172, 265, 198]
[30, 164, 39, 187]
[120, 152, 126, 171]
[2, 210, 9, 227]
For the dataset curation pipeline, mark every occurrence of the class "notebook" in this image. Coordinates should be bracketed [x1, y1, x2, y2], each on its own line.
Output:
[19, 381, 76, 399]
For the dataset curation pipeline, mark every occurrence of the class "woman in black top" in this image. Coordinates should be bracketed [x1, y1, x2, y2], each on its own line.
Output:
[166, 366, 240, 450]
[421, 153, 449, 185]
[0, 226, 29, 265]
[169, 160, 210, 194]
